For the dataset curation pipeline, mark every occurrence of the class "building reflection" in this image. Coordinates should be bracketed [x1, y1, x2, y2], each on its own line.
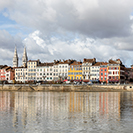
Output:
[0, 91, 122, 131]
[0, 91, 15, 112]
[69, 92, 120, 119]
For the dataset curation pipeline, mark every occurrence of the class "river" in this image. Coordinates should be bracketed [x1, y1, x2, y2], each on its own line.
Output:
[0, 91, 133, 133]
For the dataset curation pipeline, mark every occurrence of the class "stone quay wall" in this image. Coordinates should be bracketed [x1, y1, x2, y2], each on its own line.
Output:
[0, 84, 132, 92]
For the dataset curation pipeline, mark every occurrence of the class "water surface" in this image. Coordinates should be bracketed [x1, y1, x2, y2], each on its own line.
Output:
[0, 91, 133, 133]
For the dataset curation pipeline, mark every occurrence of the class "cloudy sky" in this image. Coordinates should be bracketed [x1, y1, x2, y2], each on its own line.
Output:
[0, 0, 133, 67]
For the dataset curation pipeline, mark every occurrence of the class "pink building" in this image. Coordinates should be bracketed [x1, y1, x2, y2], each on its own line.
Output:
[99, 63, 108, 83]
[0, 65, 15, 81]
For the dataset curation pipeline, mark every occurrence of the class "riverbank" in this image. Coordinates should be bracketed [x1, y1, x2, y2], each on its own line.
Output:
[0, 84, 133, 92]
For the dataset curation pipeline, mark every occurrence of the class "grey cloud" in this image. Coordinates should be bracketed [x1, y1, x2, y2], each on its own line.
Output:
[0, 0, 133, 66]
[1, 0, 133, 39]
[0, 30, 22, 50]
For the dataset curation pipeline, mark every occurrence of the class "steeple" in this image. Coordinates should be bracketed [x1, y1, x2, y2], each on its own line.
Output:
[13, 46, 19, 67]
[22, 47, 28, 67]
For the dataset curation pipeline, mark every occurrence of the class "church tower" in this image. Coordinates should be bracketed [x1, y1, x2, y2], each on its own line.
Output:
[13, 46, 19, 67]
[22, 47, 28, 67]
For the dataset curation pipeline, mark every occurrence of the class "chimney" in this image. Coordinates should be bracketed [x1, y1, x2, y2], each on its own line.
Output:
[83, 58, 86, 62]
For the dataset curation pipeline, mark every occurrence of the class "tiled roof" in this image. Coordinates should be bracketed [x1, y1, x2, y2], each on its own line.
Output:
[38, 62, 54, 67]
[109, 59, 119, 64]
[15, 67, 27, 69]
[93, 62, 103, 66]
[100, 62, 108, 65]
[83, 58, 96, 63]
[0, 65, 7, 69]
[28, 59, 40, 62]
[52, 59, 76, 65]
[70, 61, 82, 65]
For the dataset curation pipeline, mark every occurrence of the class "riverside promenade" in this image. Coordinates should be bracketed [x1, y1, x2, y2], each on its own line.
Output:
[0, 84, 133, 91]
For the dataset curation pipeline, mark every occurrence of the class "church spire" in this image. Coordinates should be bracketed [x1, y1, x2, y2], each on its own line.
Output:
[13, 46, 19, 67]
[22, 47, 28, 67]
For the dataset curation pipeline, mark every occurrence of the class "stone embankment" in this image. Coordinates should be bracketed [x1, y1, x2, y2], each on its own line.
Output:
[0, 84, 133, 92]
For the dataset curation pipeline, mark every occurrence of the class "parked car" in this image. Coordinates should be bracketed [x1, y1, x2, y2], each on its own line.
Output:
[65, 80, 71, 84]
[87, 82, 93, 85]
[36, 81, 43, 85]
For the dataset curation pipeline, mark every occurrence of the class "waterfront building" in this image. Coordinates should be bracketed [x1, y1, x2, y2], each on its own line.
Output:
[27, 60, 40, 81]
[13, 47, 19, 67]
[53, 60, 59, 81]
[36, 62, 54, 81]
[90, 62, 103, 81]
[68, 61, 82, 80]
[5, 67, 15, 81]
[108, 59, 125, 83]
[99, 62, 108, 83]
[0, 65, 14, 81]
[15, 67, 28, 82]
[82, 58, 96, 81]
[58, 60, 72, 81]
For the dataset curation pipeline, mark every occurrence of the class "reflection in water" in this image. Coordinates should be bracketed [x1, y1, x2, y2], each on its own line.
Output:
[0, 91, 133, 132]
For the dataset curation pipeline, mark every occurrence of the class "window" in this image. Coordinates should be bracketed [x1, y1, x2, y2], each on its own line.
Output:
[101, 73, 103, 76]
[101, 69, 103, 71]
[105, 73, 106, 76]
[105, 69, 106, 71]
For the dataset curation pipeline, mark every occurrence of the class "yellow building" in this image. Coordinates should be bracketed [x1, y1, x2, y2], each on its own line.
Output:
[68, 61, 82, 80]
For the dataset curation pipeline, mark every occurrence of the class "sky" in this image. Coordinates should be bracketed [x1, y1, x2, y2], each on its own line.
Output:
[0, 0, 133, 67]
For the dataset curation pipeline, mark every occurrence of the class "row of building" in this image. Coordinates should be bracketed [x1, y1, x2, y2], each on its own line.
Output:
[0, 47, 133, 83]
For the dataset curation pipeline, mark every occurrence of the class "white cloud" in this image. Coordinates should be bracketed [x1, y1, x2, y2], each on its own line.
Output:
[23, 30, 130, 65]
[0, 0, 133, 66]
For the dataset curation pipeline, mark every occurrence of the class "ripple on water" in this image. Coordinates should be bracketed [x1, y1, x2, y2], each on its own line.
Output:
[0, 91, 133, 132]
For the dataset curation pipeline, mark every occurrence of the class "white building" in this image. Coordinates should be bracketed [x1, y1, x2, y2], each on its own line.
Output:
[90, 62, 102, 81]
[82, 58, 96, 80]
[36, 63, 54, 81]
[15, 67, 28, 82]
[58, 60, 70, 80]
[53, 62, 59, 81]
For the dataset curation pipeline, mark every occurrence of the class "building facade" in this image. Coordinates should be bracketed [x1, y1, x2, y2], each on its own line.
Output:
[90, 62, 102, 81]
[0, 66, 15, 81]
[68, 61, 82, 80]
[82, 58, 96, 81]
[15, 67, 28, 82]
[99, 63, 108, 83]
[27, 60, 40, 81]
[36, 63, 53, 81]
[108, 59, 125, 83]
